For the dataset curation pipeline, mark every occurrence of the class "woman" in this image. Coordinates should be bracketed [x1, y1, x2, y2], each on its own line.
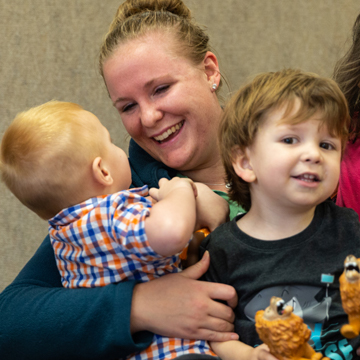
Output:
[333, 14, 360, 218]
[0, 1, 242, 359]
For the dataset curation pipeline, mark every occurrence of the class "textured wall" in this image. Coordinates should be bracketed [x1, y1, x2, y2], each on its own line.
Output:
[0, 0, 359, 291]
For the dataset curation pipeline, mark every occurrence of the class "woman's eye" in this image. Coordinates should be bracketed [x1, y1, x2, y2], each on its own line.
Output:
[320, 142, 334, 150]
[282, 137, 298, 144]
[122, 103, 136, 113]
[154, 85, 169, 95]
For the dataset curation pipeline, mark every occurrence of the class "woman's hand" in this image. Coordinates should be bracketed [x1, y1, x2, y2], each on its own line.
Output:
[130, 251, 238, 342]
[194, 183, 229, 232]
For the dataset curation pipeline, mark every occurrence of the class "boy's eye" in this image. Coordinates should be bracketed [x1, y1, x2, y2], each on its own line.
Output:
[282, 137, 298, 144]
[320, 142, 334, 150]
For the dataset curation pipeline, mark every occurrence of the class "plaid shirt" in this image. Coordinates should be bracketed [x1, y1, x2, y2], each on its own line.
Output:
[49, 186, 215, 360]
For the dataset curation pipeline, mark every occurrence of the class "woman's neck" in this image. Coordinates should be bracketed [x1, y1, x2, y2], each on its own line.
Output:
[179, 159, 228, 192]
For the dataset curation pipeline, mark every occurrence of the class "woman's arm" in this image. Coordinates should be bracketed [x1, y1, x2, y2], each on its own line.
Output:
[0, 235, 153, 360]
[0, 239, 238, 359]
[131, 251, 238, 341]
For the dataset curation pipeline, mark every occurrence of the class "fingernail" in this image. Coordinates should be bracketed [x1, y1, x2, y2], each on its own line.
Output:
[202, 250, 209, 261]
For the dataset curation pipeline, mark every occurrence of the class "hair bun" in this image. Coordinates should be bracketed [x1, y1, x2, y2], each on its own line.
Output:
[115, 0, 191, 23]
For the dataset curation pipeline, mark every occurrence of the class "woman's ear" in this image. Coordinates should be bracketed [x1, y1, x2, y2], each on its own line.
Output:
[231, 146, 256, 183]
[92, 157, 114, 187]
[203, 51, 221, 87]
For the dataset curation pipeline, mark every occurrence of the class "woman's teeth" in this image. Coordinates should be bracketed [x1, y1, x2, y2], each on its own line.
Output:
[154, 121, 183, 142]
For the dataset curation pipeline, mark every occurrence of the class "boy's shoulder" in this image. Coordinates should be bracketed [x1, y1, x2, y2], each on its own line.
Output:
[201, 202, 360, 251]
[316, 200, 360, 239]
[200, 217, 239, 251]
[321, 199, 359, 222]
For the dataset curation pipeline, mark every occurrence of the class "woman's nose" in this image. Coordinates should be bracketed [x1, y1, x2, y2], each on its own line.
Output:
[140, 103, 163, 127]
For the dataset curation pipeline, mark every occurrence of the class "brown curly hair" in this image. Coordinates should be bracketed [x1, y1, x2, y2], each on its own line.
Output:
[220, 69, 350, 211]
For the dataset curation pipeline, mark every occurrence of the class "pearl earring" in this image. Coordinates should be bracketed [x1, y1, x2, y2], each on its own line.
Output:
[212, 83, 217, 90]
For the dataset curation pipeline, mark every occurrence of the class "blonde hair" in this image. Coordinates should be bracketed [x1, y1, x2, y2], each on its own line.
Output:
[0, 101, 100, 219]
[99, 0, 224, 94]
[220, 69, 350, 211]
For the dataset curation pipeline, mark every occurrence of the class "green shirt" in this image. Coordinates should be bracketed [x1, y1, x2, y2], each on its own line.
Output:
[213, 190, 245, 221]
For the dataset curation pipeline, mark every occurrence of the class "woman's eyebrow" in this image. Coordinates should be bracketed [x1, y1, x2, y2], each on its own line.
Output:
[113, 75, 171, 106]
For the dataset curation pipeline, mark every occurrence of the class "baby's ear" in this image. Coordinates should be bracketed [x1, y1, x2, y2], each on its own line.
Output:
[231, 146, 256, 183]
[92, 157, 114, 186]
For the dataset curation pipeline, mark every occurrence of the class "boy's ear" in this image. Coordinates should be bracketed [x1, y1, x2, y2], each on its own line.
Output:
[203, 51, 221, 86]
[231, 146, 256, 183]
[92, 157, 114, 187]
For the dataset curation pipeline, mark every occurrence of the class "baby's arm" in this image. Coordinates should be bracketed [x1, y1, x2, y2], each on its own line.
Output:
[147, 177, 197, 256]
[211, 341, 278, 360]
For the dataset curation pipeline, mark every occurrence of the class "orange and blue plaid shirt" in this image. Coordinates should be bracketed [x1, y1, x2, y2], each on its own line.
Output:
[49, 186, 215, 360]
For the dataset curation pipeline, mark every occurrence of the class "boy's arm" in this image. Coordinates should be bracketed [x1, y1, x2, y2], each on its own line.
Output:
[147, 177, 197, 256]
[211, 341, 277, 360]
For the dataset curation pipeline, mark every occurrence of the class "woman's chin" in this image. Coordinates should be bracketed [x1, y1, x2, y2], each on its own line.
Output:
[144, 141, 195, 170]
[158, 153, 194, 171]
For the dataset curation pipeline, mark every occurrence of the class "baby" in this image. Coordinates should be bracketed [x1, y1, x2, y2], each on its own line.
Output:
[0, 100, 228, 360]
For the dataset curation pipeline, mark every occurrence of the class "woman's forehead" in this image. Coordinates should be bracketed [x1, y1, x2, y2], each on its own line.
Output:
[103, 33, 199, 96]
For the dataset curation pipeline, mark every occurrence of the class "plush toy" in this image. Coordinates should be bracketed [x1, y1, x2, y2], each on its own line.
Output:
[339, 254, 360, 339]
[255, 296, 329, 360]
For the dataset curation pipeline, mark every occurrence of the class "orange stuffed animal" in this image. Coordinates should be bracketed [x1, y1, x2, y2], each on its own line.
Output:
[339, 255, 360, 339]
[255, 296, 329, 360]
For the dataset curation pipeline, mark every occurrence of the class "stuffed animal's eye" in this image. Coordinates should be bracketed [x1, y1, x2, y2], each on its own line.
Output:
[276, 299, 285, 315]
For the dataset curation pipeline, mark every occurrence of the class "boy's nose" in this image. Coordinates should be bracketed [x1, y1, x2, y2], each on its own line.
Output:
[301, 144, 322, 163]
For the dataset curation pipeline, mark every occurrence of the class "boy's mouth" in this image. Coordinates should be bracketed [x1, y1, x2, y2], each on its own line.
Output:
[153, 121, 184, 144]
[293, 173, 320, 182]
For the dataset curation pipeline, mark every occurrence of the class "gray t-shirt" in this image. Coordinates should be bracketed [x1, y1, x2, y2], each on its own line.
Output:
[200, 200, 360, 360]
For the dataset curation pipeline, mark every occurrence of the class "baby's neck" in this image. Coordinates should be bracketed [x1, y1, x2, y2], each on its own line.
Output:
[237, 204, 316, 241]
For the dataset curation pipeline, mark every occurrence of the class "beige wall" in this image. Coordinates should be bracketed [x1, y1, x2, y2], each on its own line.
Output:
[0, 0, 359, 291]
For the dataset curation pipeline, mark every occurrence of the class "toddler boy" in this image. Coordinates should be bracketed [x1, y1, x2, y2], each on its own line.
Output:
[201, 69, 360, 360]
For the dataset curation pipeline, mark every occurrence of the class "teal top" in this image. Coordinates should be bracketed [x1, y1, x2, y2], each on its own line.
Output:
[213, 190, 246, 221]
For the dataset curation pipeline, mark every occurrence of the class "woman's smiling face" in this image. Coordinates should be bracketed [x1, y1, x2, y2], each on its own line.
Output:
[102, 31, 222, 172]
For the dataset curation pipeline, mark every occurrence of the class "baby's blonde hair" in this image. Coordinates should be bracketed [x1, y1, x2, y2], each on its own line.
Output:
[0, 101, 100, 219]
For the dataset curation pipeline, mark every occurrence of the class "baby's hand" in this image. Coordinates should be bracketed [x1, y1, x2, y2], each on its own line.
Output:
[145, 195, 158, 205]
[149, 177, 197, 202]
[195, 183, 229, 232]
